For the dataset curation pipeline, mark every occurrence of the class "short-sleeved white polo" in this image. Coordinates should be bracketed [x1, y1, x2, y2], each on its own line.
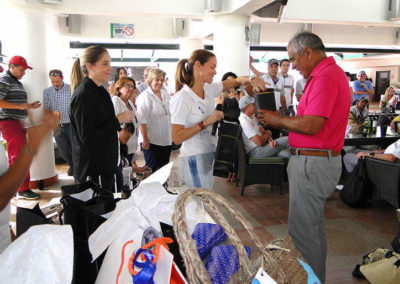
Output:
[136, 87, 172, 146]
[238, 112, 260, 153]
[170, 82, 223, 157]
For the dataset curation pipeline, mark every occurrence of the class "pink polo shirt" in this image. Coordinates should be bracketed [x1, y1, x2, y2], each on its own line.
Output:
[289, 57, 350, 152]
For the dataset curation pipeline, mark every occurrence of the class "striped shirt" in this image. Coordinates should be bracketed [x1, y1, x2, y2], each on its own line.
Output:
[0, 71, 28, 120]
[43, 83, 72, 124]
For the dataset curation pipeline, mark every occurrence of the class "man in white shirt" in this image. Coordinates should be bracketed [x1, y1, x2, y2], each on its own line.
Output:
[278, 59, 295, 117]
[238, 95, 290, 159]
[250, 58, 287, 113]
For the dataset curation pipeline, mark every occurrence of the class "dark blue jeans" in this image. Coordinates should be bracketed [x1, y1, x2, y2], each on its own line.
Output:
[55, 123, 73, 167]
[141, 143, 172, 173]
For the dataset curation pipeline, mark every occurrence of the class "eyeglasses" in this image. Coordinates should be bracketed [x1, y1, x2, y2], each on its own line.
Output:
[124, 84, 135, 89]
[49, 73, 63, 77]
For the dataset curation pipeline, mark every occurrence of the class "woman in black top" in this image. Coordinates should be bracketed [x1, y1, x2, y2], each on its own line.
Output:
[69, 46, 134, 191]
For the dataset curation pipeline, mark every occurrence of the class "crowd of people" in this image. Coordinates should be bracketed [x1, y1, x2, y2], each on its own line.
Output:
[0, 31, 396, 283]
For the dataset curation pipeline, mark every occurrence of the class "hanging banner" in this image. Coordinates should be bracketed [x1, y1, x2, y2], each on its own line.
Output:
[111, 23, 135, 39]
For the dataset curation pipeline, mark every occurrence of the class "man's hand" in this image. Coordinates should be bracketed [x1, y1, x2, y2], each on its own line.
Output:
[269, 140, 277, 148]
[257, 109, 282, 127]
[251, 77, 267, 93]
[21, 101, 41, 110]
[356, 152, 370, 159]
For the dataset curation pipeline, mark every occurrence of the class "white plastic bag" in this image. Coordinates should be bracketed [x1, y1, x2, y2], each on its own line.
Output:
[0, 225, 73, 284]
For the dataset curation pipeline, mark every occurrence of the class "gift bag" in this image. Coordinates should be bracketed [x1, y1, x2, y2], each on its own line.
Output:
[16, 203, 53, 237]
[60, 181, 115, 284]
[213, 121, 240, 179]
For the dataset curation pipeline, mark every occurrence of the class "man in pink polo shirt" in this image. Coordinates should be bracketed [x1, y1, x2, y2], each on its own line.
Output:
[257, 32, 350, 283]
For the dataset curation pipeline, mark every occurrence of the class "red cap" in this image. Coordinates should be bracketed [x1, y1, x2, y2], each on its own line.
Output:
[9, 56, 32, 69]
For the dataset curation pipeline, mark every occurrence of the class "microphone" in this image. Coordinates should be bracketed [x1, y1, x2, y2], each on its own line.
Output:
[211, 103, 223, 136]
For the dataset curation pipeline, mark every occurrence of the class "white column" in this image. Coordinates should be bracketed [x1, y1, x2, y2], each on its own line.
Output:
[213, 15, 250, 77]
[179, 38, 204, 59]
[0, 5, 57, 183]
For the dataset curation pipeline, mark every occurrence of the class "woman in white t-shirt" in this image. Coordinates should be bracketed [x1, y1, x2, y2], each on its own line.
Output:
[171, 49, 265, 189]
[136, 68, 172, 173]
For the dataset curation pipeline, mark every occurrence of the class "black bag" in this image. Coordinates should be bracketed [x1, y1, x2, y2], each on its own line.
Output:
[59, 181, 114, 240]
[16, 203, 53, 237]
[59, 181, 115, 284]
[213, 121, 240, 178]
[340, 158, 373, 208]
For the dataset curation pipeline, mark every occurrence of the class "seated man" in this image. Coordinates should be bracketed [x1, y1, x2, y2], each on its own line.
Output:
[343, 138, 400, 173]
[348, 98, 369, 134]
[238, 95, 290, 159]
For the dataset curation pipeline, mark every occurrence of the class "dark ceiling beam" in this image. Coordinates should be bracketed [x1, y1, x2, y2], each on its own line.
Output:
[111, 58, 179, 62]
[205, 44, 400, 54]
[71, 42, 400, 55]
[70, 42, 180, 50]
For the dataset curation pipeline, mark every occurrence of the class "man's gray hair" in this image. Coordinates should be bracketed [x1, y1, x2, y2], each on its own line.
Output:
[288, 32, 325, 55]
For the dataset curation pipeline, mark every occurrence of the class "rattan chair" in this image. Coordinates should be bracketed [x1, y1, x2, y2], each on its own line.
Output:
[236, 129, 288, 196]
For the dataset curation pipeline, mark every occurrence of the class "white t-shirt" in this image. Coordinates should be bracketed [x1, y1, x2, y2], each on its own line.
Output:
[136, 87, 172, 146]
[0, 145, 10, 254]
[238, 112, 260, 153]
[260, 73, 284, 110]
[385, 139, 400, 159]
[111, 96, 139, 154]
[279, 73, 294, 106]
[170, 82, 223, 157]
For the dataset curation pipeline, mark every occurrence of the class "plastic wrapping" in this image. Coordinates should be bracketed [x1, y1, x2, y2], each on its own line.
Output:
[0, 225, 73, 284]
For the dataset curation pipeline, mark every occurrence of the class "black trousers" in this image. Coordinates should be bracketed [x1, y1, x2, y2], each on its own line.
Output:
[141, 143, 172, 173]
[78, 173, 115, 193]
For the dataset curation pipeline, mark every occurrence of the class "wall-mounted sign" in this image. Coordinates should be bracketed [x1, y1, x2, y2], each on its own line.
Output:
[111, 23, 135, 39]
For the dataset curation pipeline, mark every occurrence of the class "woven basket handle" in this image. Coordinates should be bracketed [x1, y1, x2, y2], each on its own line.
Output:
[172, 188, 287, 283]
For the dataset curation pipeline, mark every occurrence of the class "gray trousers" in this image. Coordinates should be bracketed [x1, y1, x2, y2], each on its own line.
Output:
[287, 154, 341, 283]
[248, 136, 291, 159]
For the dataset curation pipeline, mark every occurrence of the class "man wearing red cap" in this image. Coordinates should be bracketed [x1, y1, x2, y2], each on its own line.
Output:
[0, 56, 41, 199]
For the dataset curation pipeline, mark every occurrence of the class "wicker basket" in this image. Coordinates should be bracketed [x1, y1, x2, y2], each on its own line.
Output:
[172, 188, 308, 284]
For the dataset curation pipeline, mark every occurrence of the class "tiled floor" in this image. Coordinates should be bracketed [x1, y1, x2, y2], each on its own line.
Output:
[10, 137, 400, 283]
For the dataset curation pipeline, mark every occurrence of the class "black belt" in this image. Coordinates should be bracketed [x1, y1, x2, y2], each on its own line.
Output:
[60, 123, 70, 128]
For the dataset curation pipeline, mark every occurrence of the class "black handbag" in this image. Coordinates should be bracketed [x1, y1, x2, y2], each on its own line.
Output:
[16, 203, 53, 237]
[213, 121, 240, 178]
[340, 158, 373, 208]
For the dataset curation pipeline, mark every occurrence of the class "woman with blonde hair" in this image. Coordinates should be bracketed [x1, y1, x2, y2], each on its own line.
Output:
[69, 46, 134, 191]
[170, 49, 265, 189]
[136, 67, 172, 173]
[380, 86, 397, 112]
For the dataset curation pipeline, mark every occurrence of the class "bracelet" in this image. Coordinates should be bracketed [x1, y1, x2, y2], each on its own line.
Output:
[21, 146, 36, 156]
[197, 121, 206, 130]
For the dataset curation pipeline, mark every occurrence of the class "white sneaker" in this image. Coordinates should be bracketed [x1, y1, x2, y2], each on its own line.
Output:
[336, 185, 344, 191]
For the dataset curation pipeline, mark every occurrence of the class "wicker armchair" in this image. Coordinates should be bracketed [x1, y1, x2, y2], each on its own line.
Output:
[364, 156, 400, 208]
[236, 130, 288, 196]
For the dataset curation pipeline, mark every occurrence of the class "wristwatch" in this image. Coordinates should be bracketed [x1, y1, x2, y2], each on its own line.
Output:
[369, 152, 375, 158]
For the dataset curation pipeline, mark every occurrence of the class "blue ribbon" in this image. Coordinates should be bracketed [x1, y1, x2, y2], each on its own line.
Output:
[131, 248, 157, 284]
